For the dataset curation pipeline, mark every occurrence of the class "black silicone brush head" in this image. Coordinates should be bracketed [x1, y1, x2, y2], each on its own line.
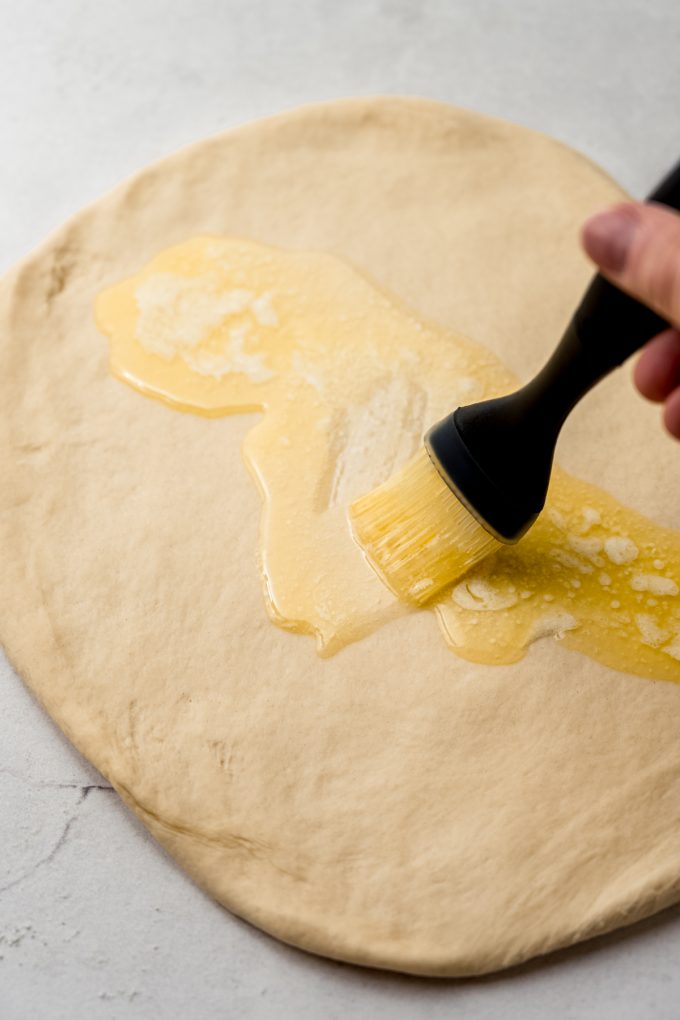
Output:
[425, 394, 559, 544]
[427, 317, 619, 543]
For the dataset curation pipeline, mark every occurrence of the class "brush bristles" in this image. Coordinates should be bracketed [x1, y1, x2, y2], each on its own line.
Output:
[350, 448, 500, 605]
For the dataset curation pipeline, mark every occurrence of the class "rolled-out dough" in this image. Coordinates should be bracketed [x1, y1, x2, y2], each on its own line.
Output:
[1, 98, 680, 976]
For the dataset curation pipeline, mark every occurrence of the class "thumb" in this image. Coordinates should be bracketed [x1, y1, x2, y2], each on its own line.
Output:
[581, 201, 680, 328]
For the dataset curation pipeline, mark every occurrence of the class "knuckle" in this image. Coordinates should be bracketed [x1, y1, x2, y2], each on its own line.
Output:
[634, 216, 680, 325]
[645, 253, 680, 324]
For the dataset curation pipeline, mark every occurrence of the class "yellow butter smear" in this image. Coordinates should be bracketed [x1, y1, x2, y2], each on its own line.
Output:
[95, 237, 680, 683]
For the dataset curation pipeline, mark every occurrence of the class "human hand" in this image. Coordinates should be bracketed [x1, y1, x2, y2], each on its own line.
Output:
[582, 201, 680, 437]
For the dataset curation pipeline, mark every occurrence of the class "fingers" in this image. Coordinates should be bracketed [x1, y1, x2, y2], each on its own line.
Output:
[582, 201, 680, 328]
[664, 387, 680, 439]
[583, 202, 680, 440]
[634, 329, 680, 401]
[634, 329, 680, 439]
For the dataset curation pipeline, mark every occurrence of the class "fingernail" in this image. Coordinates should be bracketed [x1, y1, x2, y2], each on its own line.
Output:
[582, 204, 640, 273]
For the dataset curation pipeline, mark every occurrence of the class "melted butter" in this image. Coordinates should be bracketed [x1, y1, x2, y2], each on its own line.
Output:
[95, 237, 680, 683]
[439, 476, 680, 681]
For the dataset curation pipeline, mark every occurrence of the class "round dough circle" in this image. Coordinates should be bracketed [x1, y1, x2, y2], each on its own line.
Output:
[2, 98, 680, 977]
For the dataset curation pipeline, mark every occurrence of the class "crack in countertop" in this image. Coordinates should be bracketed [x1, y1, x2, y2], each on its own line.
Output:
[0, 779, 114, 896]
[0, 764, 112, 794]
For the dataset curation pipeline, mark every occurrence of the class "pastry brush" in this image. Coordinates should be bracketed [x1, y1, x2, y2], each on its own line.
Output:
[350, 159, 680, 605]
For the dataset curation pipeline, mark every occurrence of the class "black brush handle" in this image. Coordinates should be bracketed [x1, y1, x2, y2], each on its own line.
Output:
[448, 159, 680, 541]
[574, 159, 680, 365]
[522, 159, 680, 426]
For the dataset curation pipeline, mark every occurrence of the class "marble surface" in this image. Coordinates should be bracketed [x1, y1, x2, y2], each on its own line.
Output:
[2, 1, 680, 1016]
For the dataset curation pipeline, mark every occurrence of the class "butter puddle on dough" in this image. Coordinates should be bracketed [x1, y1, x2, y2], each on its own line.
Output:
[95, 237, 680, 683]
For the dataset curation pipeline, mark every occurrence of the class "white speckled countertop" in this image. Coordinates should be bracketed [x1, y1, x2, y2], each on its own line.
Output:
[2, 2, 680, 1017]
